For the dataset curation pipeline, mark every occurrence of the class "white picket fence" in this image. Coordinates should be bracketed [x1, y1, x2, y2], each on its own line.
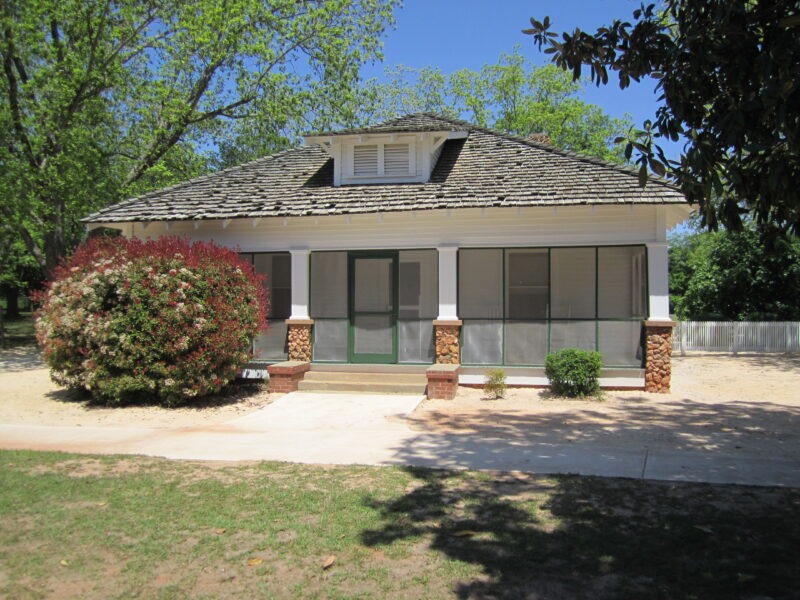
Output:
[673, 321, 800, 353]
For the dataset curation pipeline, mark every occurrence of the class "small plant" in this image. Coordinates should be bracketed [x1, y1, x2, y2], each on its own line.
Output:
[544, 348, 603, 398]
[483, 368, 507, 399]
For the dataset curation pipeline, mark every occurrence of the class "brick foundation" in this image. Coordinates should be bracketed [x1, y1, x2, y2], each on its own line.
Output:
[644, 320, 676, 393]
[267, 360, 310, 394]
[433, 320, 462, 364]
[286, 319, 313, 362]
[426, 364, 461, 400]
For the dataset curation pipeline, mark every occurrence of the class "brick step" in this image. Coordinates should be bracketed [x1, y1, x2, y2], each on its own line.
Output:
[297, 380, 427, 395]
[303, 371, 427, 385]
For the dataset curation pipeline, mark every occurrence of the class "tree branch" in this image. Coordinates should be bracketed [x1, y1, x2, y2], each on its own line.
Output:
[2, 27, 39, 169]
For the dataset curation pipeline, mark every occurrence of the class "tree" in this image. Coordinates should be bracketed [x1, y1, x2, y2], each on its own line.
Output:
[524, 2, 800, 235]
[669, 228, 800, 320]
[1, 0, 397, 278]
[362, 49, 632, 162]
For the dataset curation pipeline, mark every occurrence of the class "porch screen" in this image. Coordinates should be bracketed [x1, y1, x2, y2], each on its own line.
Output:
[310, 252, 347, 361]
[398, 250, 437, 363]
[245, 252, 290, 362]
[459, 249, 503, 364]
[459, 246, 646, 368]
[598, 246, 647, 318]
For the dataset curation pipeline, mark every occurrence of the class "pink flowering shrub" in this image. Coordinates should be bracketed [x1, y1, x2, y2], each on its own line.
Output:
[34, 236, 268, 406]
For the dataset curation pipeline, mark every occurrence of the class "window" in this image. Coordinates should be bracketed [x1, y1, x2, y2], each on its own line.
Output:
[350, 142, 411, 178]
[458, 246, 647, 367]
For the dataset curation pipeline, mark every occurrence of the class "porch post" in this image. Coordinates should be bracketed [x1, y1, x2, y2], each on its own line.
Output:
[644, 242, 674, 393]
[433, 245, 461, 365]
[286, 248, 313, 362]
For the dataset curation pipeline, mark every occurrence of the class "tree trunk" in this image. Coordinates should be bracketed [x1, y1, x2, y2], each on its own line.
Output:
[4, 287, 21, 319]
[42, 197, 67, 281]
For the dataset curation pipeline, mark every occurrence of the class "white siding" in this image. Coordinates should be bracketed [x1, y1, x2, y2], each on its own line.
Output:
[124, 205, 669, 252]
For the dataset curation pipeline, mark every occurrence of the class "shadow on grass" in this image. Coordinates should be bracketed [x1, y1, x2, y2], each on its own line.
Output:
[361, 467, 800, 599]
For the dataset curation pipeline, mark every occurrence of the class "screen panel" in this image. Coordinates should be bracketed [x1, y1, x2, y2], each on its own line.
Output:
[598, 246, 646, 318]
[459, 249, 503, 319]
[313, 319, 348, 361]
[310, 252, 347, 318]
[599, 320, 642, 366]
[550, 320, 596, 353]
[461, 320, 503, 364]
[551, 248, 596, 319]
[398, 320, 435, 363]
[504, 321, 548, 365]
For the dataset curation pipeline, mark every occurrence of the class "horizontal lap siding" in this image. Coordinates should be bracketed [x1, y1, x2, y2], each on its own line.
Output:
[130, 205, 663, 251]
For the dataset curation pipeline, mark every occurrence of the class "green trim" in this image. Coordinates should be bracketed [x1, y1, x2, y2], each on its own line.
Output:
[348, 251, 398, 364]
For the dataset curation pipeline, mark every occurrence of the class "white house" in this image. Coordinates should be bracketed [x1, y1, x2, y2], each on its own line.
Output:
[85, 113, 691, 396]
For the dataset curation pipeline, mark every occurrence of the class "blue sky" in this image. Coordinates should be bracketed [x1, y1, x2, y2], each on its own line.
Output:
[362, 0, 683, 159]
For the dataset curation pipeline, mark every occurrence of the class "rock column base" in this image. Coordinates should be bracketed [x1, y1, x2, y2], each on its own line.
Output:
[644, 320, 676, 393]
[433, 320, 462, 364]
[286, 319, 314, 362]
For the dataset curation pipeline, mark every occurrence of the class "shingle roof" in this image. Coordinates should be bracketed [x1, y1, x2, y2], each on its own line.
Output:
[84, 113, 686, 224]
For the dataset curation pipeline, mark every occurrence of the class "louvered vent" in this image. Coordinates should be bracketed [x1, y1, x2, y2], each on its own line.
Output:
[353, 144, 378, 176]
[384, 143, 410, 175]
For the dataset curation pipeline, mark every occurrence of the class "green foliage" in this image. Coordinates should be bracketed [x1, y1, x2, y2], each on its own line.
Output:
[1, 0, 398, 276]
[483, 368, 507, 399]
[670, 228, 800, 321]
[34, 236, 267, 406]
[525, 2, 800, 236]
[363, 49, 632, 162]
[544, 349, 602, 398]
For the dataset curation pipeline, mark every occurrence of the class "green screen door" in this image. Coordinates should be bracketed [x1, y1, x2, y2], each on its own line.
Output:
[349, 253, 397, 363]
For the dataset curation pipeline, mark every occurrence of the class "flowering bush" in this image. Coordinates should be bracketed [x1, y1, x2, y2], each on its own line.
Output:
[34, 236, 268, 406]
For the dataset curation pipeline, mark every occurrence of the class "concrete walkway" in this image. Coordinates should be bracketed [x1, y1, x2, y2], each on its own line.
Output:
[1, 391, 799, 487]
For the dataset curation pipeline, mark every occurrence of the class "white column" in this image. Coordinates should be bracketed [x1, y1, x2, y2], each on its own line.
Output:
[437, 245, 459, 321]
[646, 242, 671, 321]
[289, 248, 310, 320]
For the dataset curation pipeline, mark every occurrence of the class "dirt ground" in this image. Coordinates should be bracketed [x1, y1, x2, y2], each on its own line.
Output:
[412, 353, 800, 457]
[1, 345, 799, 458]
[0, 346, 274, 428]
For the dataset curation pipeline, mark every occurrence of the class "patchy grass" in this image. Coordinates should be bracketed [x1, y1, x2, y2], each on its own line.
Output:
[1, 451, 799, 599]
[1, 311, 36, 346]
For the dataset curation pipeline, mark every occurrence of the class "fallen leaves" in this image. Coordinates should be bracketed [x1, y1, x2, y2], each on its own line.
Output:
[322, 555, 336, 570]
[247, 557, 263, 567]
[214, 528, 227, 535]
[59, 560, 69, 567]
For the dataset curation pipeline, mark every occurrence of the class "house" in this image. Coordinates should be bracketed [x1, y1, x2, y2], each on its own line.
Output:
[84, 113, 691, 396]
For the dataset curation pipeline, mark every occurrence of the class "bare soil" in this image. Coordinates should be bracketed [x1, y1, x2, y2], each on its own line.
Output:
[411, 354, 800, 457]
[0, 346, 274, 428]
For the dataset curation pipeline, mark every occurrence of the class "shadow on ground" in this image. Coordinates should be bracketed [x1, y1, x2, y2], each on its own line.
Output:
[360, 467, 800, 599]
[404, 396, 800, 461]
[0, 344, 43, 372]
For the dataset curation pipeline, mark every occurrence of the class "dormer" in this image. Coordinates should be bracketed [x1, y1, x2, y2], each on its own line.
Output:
[304, 129, 468, 186]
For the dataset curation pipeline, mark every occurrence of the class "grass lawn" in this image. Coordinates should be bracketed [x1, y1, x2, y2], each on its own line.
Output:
[1, 451, 799, 599]
[1, 311, 36, 346]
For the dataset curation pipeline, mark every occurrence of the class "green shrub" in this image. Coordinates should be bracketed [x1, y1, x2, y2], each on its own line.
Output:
[483, 368, 507, 399]
[544, 348, 602, 398]
[34, 236, 267, 406]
